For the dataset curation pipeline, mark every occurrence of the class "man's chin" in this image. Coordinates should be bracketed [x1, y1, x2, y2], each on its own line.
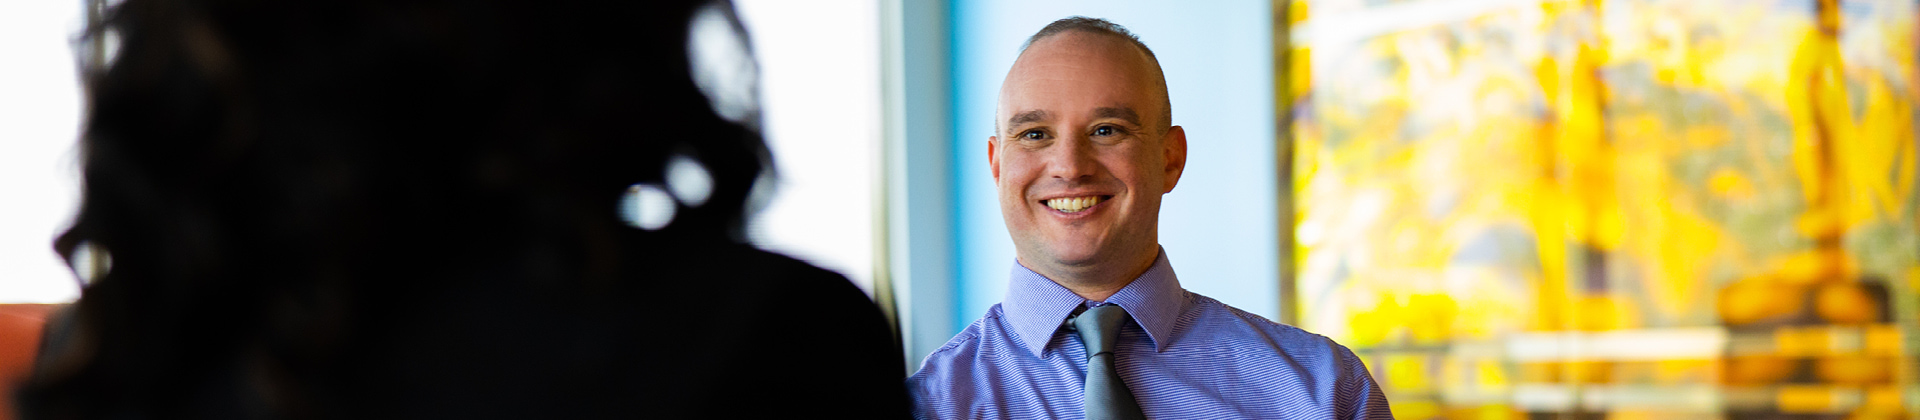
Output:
[1034, 248, 1104, 269]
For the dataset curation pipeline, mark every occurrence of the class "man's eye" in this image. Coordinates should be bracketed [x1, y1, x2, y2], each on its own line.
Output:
[1093, 126, 1116, 136]
[1022, 130, 1046, 140]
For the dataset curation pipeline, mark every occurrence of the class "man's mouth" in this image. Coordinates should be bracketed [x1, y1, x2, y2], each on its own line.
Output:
[1043, 195, 1109, 213]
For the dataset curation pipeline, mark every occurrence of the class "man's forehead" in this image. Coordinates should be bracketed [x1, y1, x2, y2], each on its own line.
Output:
[995, 30, 1169, 133]
[1007, 33, 1149, 80]
[1001, 42, 1154, 101]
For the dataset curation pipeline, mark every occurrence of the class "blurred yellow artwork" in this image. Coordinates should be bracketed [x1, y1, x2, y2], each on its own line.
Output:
[1287, 0, 1919, 417]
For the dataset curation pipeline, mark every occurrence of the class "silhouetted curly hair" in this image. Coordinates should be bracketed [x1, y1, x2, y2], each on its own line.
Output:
[26, 0, 773, 417]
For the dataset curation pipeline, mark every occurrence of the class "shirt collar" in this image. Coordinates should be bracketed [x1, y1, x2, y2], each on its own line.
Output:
[1002, 249, 1187, 356]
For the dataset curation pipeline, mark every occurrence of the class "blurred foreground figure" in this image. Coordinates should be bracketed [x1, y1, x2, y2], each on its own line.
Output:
[18, 0, 907, 418]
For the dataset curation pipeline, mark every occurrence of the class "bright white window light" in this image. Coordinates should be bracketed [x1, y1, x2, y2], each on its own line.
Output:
[732, 0, 882, 295]
[0, 0, 86, 303]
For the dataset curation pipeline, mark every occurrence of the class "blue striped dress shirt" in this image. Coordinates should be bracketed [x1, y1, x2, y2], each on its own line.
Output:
[907, 251, 1393, 419]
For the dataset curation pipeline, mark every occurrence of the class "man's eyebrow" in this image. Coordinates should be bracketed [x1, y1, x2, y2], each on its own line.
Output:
[1007, 110, 1050, 129]
[1092, 106, 1141, 125]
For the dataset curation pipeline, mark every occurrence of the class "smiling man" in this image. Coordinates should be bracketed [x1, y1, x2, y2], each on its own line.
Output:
[905, 17, 1392, 419]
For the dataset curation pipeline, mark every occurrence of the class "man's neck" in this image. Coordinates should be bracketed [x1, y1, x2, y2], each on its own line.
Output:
[1020, 248, 1160, 302]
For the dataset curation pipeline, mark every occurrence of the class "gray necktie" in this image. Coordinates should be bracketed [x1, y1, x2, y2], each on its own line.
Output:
[1071, 304, 1146, 420]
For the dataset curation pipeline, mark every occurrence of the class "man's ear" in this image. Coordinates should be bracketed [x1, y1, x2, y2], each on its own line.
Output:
[1162, 126, 1187, 193]
[988, 136, 1001, 181]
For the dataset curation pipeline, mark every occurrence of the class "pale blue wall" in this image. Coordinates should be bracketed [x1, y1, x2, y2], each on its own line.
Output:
[947, 0, 1279, 335]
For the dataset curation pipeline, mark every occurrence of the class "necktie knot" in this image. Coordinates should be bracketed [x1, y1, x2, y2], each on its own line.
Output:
[1072, 304, 1129, 359]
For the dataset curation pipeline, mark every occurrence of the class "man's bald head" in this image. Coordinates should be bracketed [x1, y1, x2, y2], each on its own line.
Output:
[1006, 17, 1172, 136]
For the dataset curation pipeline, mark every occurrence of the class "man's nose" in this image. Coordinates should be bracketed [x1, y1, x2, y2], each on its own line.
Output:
[1046, 133, 1098, 181]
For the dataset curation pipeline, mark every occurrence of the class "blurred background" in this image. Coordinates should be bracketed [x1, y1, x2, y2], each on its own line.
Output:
[2, 0, 1915, 418]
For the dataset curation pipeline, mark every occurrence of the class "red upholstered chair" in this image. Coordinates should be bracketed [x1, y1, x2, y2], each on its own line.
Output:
[0, 304, 58, 420]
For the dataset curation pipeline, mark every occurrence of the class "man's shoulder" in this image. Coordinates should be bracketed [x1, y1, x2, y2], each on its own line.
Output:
[1177, 292, 1387, 415]
[1183, 292, 1363, 363]
[904, 304, 1010, 413]
[911, 304, 1007, 370]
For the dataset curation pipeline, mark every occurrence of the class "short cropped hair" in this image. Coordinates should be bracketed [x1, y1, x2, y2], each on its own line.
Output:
[1017, 16, 1172, 133]
[1021, 16, 1160, 62]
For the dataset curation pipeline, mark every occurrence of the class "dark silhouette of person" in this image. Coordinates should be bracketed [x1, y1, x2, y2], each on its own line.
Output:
[16, 0, 908, 418]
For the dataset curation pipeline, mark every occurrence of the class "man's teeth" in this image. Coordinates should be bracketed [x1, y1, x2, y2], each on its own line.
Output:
[1045, 196, 1105, 213]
